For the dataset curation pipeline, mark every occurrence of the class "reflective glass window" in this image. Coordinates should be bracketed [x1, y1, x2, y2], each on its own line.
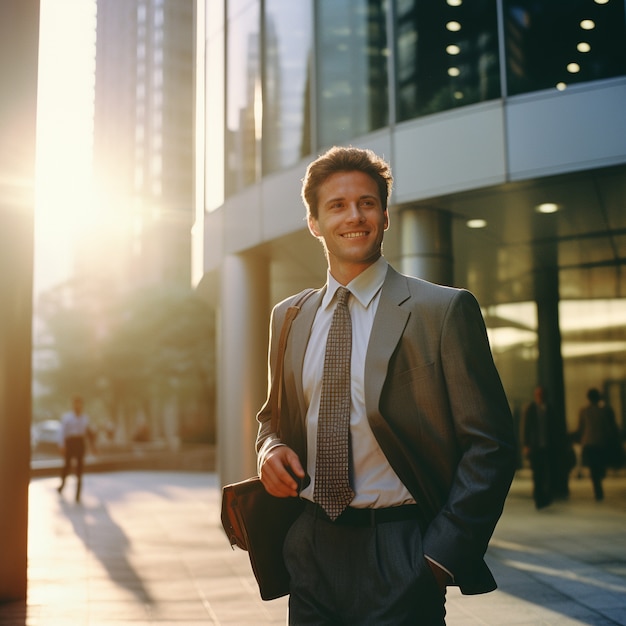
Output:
[225, 0, 260, 197]
[504, 0, 626, 96]
[395, 0, 500, 121]
[316, 0, 389, 148]
[263, 0, 312, 175]
[205, 0, 225, 211]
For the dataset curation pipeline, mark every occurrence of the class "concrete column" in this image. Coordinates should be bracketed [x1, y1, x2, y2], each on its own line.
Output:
[0, 0, 39, 602]
[399, 207, 453, 286]
[535, 268, 565, 417]
[217, 253, 270, 486]
[532, 220, 568, 497]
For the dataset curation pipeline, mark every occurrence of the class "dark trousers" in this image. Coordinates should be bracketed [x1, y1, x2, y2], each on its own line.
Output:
[582, 445, 607, 501]
[529, 448, 552, 508]
[284, 506, 446, 625]
[59, 436, 86, 501]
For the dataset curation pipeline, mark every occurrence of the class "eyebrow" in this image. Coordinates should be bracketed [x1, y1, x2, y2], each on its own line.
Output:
[324, 194, 379, 206]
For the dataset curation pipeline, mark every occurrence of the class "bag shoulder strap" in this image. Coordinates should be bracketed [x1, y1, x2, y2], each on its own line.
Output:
[270, 288, 317, 435]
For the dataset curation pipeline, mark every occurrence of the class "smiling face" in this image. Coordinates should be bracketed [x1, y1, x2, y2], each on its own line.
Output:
[308, 170, 389, 285]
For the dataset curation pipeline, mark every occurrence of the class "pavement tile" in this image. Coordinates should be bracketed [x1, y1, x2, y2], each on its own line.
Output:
[0, 469, 623, 625]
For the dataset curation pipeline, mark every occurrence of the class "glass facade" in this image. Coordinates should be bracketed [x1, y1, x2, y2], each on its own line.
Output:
[504, 0, 626, 95]
[205, 1, 225, 212]
[450, 165, 626, 431]
[315, 0, 389, 148]
[395, 0, 501, 121]
[263, 0, 312, 175]
[225, 0, 261, 196]
[215, 0, 626, 197]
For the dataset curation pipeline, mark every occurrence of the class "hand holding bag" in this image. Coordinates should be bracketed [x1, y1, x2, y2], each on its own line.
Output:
[220, 289, 314, 601]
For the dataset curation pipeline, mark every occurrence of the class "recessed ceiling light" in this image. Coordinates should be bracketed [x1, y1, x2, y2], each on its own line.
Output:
[446, 44, 461, 55]
[446, 21, 462, 32]
[536, 203, 559, 214]
[448, 67, 461, 77]
[467, 218, 487, 229]
[447, 0, 462, 6]
[580, 19, 595, 30]
[577, 42, 591, 53]
[556, 82, 567, 91]
[567, 62, 581, 73]
[594, 0, 609, 4]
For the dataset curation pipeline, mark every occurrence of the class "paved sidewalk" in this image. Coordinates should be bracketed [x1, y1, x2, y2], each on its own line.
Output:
[0, 470, 624, 625]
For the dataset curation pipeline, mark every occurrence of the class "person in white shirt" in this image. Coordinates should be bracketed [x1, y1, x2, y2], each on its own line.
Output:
[57, 395, 95, 503]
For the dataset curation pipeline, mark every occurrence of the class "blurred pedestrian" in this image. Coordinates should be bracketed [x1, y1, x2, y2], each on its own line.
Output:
[575, 388, 620, 501]
[522, 386, 557, 508]
[57, 394, 96, 503]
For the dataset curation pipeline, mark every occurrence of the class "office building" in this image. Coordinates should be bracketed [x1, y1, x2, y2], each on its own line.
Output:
[194, 0, 626, 483]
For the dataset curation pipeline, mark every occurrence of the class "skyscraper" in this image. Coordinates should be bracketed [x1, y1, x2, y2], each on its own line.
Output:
[93, 0, 194, 289]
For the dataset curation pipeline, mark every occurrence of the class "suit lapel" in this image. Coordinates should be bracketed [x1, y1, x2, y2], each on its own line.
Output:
[364, 267, 411, 418]
[284, 268, 410, 426]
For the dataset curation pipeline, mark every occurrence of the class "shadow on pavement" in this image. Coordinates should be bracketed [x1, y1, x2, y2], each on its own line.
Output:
[59, 498, 154, 606]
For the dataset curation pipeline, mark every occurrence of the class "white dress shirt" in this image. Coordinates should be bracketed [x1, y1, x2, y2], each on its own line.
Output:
[59, 411, 90, 444]
[300, 257, 415, 508]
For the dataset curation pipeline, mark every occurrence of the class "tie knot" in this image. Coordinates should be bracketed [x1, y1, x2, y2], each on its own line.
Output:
[335, 286, 350, 307]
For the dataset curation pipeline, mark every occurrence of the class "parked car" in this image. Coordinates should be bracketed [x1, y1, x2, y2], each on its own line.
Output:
[32, 420, 62, 454]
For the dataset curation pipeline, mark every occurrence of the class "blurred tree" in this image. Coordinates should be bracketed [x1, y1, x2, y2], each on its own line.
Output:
[33, 282, 216, 444]
[34, 285, 106, 421]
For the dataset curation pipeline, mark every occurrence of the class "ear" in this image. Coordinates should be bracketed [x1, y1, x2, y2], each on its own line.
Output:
[383, 209, 389, 231]
[308, 215, 321, 238]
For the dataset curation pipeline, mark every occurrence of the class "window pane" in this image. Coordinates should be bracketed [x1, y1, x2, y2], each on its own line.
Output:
[226, 0, 260, 196]
[395, 0, 500, 122]
[504, 0, 626, 96]
[205, 0, 225, 211]
[263, 0, 312, 175]
[316, 0, 389, 147]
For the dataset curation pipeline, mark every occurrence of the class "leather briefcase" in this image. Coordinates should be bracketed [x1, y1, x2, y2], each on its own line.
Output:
[221, 476, 304, 600]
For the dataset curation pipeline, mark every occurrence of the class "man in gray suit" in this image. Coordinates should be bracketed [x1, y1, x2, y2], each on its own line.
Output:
[257, 146, 516, 624]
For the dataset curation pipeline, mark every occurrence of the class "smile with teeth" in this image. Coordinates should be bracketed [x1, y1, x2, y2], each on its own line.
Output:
[342, 231, 368, 238]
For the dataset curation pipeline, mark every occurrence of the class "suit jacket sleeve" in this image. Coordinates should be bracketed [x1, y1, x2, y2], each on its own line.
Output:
[420, 289, 516, 592]
[255, 300, 284, 471]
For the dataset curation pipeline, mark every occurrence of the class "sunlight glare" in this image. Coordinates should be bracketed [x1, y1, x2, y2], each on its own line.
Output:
[35, 0, 97, 293]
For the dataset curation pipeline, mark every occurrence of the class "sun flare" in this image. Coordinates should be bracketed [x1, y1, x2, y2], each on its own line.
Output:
[35, 0, 97, 293]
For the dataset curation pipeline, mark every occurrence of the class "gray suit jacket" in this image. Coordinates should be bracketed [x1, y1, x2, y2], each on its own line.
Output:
[257, 264, 516, 595]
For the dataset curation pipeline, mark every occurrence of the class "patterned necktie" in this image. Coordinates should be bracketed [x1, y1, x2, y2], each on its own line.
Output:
[314, 286, 355, 520]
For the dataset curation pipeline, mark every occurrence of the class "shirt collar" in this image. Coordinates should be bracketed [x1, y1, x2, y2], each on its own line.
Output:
[323, 257, 388, 310]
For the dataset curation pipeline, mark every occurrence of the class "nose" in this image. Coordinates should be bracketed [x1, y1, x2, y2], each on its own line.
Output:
[346, 202, 365, 222]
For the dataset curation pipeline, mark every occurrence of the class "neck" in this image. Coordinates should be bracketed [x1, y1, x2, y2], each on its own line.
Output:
[328, 254, 382, 286]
